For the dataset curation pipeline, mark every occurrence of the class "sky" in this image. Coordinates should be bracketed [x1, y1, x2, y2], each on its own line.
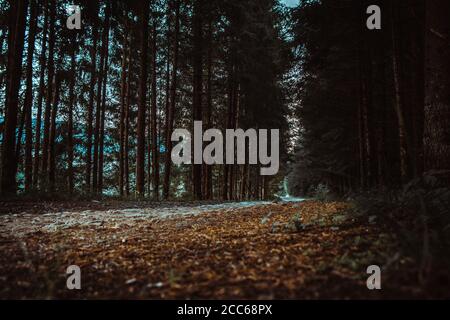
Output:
[281, 0, 298, 8]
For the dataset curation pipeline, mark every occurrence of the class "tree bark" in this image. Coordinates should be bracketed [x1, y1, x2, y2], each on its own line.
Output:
[93, 15, 109, 194]
[67, 33, 77, 194]
[98, 4, 110, 195]
[390, 2, 409, 183]
[119, 27, 128, 197]
[1, 0, 28, 194]
[203, 18, 213, 200]
[23, 0, 38, 192]
[48, 73, 61, 192]
[124, 46, 132, 197]
[150, 19, 160, 200]
[192, 0, 204, 200]
[33, 0, 49, 189]
[86, 6, 99, 193]
[136, 0, 150, 197]
[163, 0, 181, 200]
[41, 0, 56, 189]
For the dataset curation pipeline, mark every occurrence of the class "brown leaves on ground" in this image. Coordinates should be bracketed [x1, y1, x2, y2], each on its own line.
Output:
[0, 201, 445, 299]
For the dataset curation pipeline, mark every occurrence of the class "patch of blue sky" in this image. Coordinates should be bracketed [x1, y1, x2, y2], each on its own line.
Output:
[281, 0, 298, 8]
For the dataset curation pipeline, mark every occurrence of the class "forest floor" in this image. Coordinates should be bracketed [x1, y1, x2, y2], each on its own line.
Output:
[0, 199, 448, 299]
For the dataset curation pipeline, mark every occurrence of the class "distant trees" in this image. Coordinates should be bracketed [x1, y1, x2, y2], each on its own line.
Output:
[424, 0, 450, 171]
[289, 0, 450, 195]
[0, 0, 289, 200]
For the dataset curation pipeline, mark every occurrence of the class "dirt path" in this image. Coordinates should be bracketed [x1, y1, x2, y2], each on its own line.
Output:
[0, 200, 274, 238]
[0, 200, 442, 299]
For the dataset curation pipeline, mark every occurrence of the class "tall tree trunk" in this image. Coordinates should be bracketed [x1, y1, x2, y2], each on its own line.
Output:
[97, 5, 110, 195]
[67, 33, 77, 194]
[41, 0, 56, 189]
[150, 19, 159, 200]
[203, 18, 213, 200]
[48, 73, 61, 192]
[23, 0, 38, 192]
[390, 2, 409, 183]
[163, 0, 181, 200]
[97, 8, 111, 195]
[86, 6, 99, 193]
[124, 46, 132, 197]
[33, 0, 49, 189]
[408, 0, 426, 179]
[119, 28, 128, 197]
[136, 0, 150, 196]
[93, 20, 107, 194]
[1, 0, 28, 194]
[192, 0, 204, 200]
[161, 4, 171, 198]
[224, 58, 238, 200]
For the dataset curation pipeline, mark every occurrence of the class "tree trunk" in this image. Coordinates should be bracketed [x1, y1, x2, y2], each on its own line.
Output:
[48, 73, 61, 192]
[23, 0, 38, 192]
[203, 19, 213, 200]
[390, 2, 409, 183]
[150, 19, 159, 200]
[192, 0, 204, 200]
[119, 27, 128, 197]
[41, 0, 56, 189]
[163, 0, 181, 200]
[1, 0, 28, 194]
[67, 33, 77, 194]
[136, 0, 150, 197]
[33, 0, 49, 189]
[93, 15, 109, 194]
[86, 6, 99, 193]
[98, 5, 110, 195]
[124, 46, 132, 197]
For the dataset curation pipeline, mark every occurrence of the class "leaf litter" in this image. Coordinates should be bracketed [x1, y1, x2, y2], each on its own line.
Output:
[0, 200, 447, 299]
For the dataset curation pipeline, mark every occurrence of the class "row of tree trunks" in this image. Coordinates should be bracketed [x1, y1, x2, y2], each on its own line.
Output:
[424, 0, 450, 172]
[390, 0, 425, 183]
[356, 0, 427, 189]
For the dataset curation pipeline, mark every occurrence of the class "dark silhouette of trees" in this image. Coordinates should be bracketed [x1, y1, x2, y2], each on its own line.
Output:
[4, 0, 445, 201]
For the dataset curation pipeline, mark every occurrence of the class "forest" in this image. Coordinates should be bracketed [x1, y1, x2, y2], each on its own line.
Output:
[1, 0, 291, 200]
[0, 0, 449, 300]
